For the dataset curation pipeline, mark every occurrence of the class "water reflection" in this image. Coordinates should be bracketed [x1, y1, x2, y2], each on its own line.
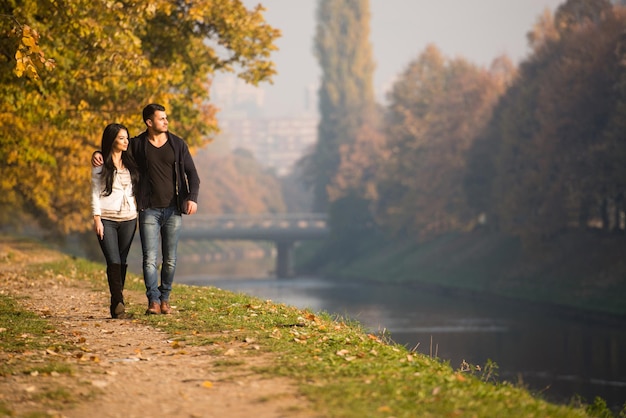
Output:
[178, 274, 626, 410]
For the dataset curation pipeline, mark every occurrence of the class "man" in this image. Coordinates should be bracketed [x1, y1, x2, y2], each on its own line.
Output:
[93, 104, 200, 315]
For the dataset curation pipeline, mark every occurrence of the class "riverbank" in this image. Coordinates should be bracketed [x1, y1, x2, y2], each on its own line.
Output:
[298, 228, 626, 319]
[0, 234, 607, 417]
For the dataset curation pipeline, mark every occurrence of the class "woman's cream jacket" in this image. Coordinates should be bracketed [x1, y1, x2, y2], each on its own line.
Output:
[91, 166, 137, 217]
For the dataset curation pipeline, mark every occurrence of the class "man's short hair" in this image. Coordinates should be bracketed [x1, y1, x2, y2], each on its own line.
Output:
[143, 103, 166, 124]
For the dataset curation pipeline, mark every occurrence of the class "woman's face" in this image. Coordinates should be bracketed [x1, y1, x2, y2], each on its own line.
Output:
[112, 129, 129, 152]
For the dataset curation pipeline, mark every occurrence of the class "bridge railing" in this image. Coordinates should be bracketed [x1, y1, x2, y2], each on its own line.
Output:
[182, 213, 328, 231]
[180, 213, 328, 277]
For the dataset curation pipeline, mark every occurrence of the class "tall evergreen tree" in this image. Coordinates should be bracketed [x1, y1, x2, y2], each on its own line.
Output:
[306, 0, 376, 212]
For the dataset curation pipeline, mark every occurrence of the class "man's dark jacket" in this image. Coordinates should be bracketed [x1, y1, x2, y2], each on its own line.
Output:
[129, 131, 200, 213]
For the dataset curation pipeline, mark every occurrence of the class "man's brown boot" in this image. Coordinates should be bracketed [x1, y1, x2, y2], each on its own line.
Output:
[146, 301, 161, 315]
[160, 300, 172, 315]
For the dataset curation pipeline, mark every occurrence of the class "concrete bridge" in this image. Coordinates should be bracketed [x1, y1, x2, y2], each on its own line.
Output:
[180, 213, 329, 278]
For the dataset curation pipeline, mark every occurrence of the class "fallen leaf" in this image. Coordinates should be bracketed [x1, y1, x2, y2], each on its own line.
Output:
[91, 380, 109, 388]
[202, 381, 213, 388]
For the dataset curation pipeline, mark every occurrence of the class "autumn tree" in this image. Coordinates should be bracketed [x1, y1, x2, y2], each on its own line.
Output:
[304, 0, 376, 212]
[553, 0, 612, 33]
[328, 108, 387, 205]
[0, 0, 279, 235]
[526, 8, 559, 53]
[323, 106, 387, 255]
[193, 148, 287, 215]
[467, 3, 626, 243]
[376, 45, 513, 241]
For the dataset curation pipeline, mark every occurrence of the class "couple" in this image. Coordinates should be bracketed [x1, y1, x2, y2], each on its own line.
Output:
[91, 103, 200, 319]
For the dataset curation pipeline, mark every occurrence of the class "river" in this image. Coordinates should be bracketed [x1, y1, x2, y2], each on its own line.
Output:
[174, 258, 626, 412]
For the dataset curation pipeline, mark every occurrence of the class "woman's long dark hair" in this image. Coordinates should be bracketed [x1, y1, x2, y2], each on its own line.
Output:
[100, 123, 139, 196]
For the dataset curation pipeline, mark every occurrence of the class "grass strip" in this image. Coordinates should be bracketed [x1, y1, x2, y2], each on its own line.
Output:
[0, 293, 79, 416]
[2, 236, 620, 417]
[153, 283, 605, 418]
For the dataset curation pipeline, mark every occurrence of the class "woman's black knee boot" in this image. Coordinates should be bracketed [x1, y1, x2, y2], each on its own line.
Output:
[121, 264, 128, 290]
[107, 264, 125, 318]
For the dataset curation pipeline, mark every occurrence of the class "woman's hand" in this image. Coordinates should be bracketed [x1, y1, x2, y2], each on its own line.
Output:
[94, 216, 104, 240]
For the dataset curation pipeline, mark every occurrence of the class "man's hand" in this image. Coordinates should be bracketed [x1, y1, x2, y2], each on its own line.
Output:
[91, 151, 103, 167]
[184, 201, 198, 215]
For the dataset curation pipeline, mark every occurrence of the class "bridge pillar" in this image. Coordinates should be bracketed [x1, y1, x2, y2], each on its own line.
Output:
[275, 240, 294, 278]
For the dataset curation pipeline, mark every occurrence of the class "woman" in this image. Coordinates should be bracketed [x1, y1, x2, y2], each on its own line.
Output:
[91, 123, 139, 319]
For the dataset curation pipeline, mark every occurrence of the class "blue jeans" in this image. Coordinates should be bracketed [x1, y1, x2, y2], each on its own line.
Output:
[139, 206, 182, 304]
[98, 218, 137, 266]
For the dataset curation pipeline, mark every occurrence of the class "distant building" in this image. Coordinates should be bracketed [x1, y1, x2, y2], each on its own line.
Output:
[211, 75, 319, 177]
[220, 115, 318, 177]
[211, 75, 265, 116]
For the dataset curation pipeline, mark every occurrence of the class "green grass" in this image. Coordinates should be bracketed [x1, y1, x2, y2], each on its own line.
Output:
[0, 291, 80, 416]
[147, 284, 599, 418]
[0, 297, 56, 353]
[25, 363, 74, 376]
[1, 236, 621, 417]
[0, 294, 74, 377]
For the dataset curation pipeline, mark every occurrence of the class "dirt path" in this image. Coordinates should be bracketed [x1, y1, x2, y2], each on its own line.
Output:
[0, 239, 317, 418]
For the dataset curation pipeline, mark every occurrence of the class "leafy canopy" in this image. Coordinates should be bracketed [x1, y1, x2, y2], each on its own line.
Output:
[0, 0, 280, 234]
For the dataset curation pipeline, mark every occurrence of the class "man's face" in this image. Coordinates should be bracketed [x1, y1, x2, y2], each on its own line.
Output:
[148, 110, 168, 134]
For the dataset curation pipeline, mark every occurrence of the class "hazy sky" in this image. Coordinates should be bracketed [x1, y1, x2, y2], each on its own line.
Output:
[233, 0, 565, 117]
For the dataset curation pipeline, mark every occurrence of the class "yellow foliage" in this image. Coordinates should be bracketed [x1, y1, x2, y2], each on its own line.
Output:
[12, 25, 55, 81]
[0, 1, 279, 235]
